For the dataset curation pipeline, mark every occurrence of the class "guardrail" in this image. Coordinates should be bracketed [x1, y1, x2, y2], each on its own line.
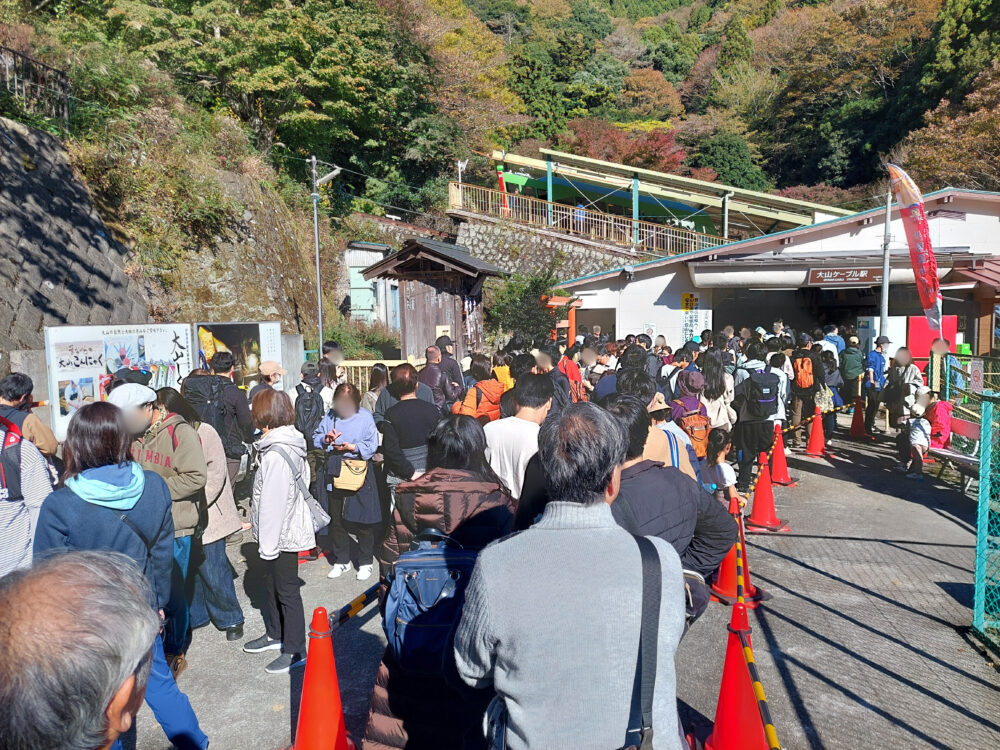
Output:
[0, 45, 69, 123]
[448, 182, 726, 258]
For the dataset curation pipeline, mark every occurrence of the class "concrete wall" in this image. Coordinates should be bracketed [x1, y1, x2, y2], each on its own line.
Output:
[0, 117, 151, 372]
[572, 267, 712, 345]
[455, 217, 643, 279]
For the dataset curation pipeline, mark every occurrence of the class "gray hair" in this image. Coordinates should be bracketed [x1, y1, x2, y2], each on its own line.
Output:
[0, 550, 160, 750]
[538, 401, 627, 505]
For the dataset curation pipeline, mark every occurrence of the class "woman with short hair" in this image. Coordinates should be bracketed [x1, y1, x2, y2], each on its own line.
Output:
[313, 382, 381, 581]
[243, 389, 314, 674]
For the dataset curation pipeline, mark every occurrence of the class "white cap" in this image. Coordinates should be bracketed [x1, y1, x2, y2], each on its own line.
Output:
[107, 383, 157, 410]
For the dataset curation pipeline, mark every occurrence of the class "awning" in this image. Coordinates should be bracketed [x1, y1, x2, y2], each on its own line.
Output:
[687, 248, 969, 289]
[957, 259, 1000, 289]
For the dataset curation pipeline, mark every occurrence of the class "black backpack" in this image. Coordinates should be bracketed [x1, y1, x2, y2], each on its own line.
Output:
[739, 367, 780, 421]
[294, 384, 325, 444]
[184, 375, 243, 458]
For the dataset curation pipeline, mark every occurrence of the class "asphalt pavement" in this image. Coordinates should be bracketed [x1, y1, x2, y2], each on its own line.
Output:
[132, 415, 1000, 749]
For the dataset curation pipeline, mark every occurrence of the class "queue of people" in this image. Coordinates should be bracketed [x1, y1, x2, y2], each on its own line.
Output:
[0, 323, 964, 750]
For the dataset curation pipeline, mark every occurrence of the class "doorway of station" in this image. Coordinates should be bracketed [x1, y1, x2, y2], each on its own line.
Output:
[713, 287, 880, 334]
[577, 308, 616, 339]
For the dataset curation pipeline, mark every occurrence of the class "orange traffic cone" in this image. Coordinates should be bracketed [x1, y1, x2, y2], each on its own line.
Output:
[770, 422, 796, 486]
[804, 406, 828, 458]
[746, 453, 789, 533]
[704, 604, 769, 750]
[849, 396, 872, 440]
[710, 542, 769, 608]
[291, 607, 353, 750]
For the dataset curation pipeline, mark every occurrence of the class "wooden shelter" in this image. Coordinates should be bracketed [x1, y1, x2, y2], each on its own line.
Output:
[362, 238, 504, 360]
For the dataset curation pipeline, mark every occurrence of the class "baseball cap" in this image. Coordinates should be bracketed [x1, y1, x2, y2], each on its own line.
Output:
[798, 333, 814, 346]
[300, 361, 319, 377]
[114, 367, 152, 386]
[107, 383, 157, 410]
[875, 335, 891, 345]
[436, 334, 454, 348]
[259, 361, 287, 377]
[848, 336, 859, 346]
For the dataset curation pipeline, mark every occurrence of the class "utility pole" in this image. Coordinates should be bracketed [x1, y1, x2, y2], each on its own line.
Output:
[310, 155, 341, 354]
[879, 187, 893, 337]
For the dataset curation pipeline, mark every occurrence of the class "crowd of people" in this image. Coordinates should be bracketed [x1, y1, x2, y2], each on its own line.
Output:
[0, 320, 961, 750]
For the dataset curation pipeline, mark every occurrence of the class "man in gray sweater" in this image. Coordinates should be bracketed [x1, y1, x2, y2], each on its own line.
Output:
[454, 402, 686, 749]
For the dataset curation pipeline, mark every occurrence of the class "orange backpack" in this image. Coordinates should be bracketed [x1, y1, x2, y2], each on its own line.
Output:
[673, 401, 711, 459]
[793, 356, 814, 390]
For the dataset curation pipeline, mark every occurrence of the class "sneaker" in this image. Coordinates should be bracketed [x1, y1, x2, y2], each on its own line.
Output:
[243, 634, 282, 653]
[356, 564, 374, 581]
[906, 473, 924, 482]
[298, 547, 320, 562]
[164, 652, 187, 680]
[327, 563, 351, 579]
[264, 652, 306, 674]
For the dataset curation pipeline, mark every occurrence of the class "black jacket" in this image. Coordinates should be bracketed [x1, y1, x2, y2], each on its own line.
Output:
[791, 348, 824, 396]
[417, 362, 462, 409]
[181, 373, 252, 456]
[381, 399, 443, 479]
[547, 368, 572, 417]
[613, 460, 736, 578]
[439, 355, 465, 396]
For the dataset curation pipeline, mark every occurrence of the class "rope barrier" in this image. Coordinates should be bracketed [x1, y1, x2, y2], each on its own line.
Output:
[327, 583, 379, 631]
[733, 502, 782, 749]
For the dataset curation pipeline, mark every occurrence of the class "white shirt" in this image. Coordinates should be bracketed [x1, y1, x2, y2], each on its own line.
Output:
[909, 417, 931, 449]
[817, 339, 838, 358]
[484, 416, 541, 500]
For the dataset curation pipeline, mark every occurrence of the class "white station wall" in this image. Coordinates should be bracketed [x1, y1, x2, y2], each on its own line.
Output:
[574, 268, 712, 345]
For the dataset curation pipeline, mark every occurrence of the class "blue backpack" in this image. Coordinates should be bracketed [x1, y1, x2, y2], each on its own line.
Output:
[383, 529, 480, 674]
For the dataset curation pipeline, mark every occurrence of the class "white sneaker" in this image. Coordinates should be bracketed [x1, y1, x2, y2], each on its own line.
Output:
[356, 564, 373, 581]
[327, 563, 351, 579]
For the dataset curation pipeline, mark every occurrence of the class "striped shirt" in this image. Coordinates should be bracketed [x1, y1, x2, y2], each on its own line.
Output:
[0, 431, 54, 576]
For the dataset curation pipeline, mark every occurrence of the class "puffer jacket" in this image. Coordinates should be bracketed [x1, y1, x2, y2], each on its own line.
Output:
[452, 378, 506, 423]
[363, 468, 515, 750]
[131, 412, 207, 537]
[251, 425, 314, 560]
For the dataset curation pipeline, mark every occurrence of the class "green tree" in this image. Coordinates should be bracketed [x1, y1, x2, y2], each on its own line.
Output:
[717, 15, 753, 71]
[484, 273, 565, 343]
[689, 132, 771, 190]
[919, 0, 1000, 103]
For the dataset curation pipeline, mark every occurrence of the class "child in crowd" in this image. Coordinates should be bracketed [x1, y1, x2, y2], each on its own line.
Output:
[926, 391, 953, 450]
[899, 402, 931, 481]
[704, 428, 744, 508]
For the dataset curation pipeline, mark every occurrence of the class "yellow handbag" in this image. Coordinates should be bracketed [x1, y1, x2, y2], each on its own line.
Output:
[332, 458, 368, 492]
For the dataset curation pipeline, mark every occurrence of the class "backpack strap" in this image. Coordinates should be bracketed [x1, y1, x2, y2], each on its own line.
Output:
[623, 536, 661, 749]
[118, 513, 154, 559]
[664, 430, 679, 467]
[270, 445, 312, 501]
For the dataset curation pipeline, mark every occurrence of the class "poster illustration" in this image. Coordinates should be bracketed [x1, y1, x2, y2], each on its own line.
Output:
[195, 322, 283, 390]
[44, 324, 195, 440]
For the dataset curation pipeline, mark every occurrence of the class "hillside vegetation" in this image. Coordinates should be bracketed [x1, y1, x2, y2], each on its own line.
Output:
[1, 0, 998, 295]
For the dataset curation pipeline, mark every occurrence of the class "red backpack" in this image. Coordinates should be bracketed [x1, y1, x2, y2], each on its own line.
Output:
[0, 416, 24, 503]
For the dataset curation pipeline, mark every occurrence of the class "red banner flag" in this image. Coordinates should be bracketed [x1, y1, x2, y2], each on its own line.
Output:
[888, 164, 942, 333]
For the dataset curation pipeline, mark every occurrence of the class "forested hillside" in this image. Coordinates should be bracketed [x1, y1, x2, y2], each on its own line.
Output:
[2, 0, 999, 259]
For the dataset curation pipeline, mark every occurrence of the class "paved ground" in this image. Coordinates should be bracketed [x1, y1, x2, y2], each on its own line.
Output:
[131, 416, 1000, 749]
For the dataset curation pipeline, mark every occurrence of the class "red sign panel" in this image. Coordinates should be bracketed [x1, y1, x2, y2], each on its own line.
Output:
[807, 267, 883, 286]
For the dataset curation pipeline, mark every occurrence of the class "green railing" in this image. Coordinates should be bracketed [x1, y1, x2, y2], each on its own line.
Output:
[974, 391, 1000, 653]
[928, 353, 1000, 652]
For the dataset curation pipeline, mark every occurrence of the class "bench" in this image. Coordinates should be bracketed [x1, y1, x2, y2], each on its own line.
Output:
[929, 416, 980, 494]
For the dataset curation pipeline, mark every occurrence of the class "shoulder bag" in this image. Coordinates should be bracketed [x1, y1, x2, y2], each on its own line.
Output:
[326, 415, 369, 492]
[272, 446, 331, 532]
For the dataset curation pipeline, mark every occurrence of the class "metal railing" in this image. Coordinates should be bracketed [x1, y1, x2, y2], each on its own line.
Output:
[448, 182, 726, 258]
[341, 358, 425, 390]
[0, 46, 69, 123]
